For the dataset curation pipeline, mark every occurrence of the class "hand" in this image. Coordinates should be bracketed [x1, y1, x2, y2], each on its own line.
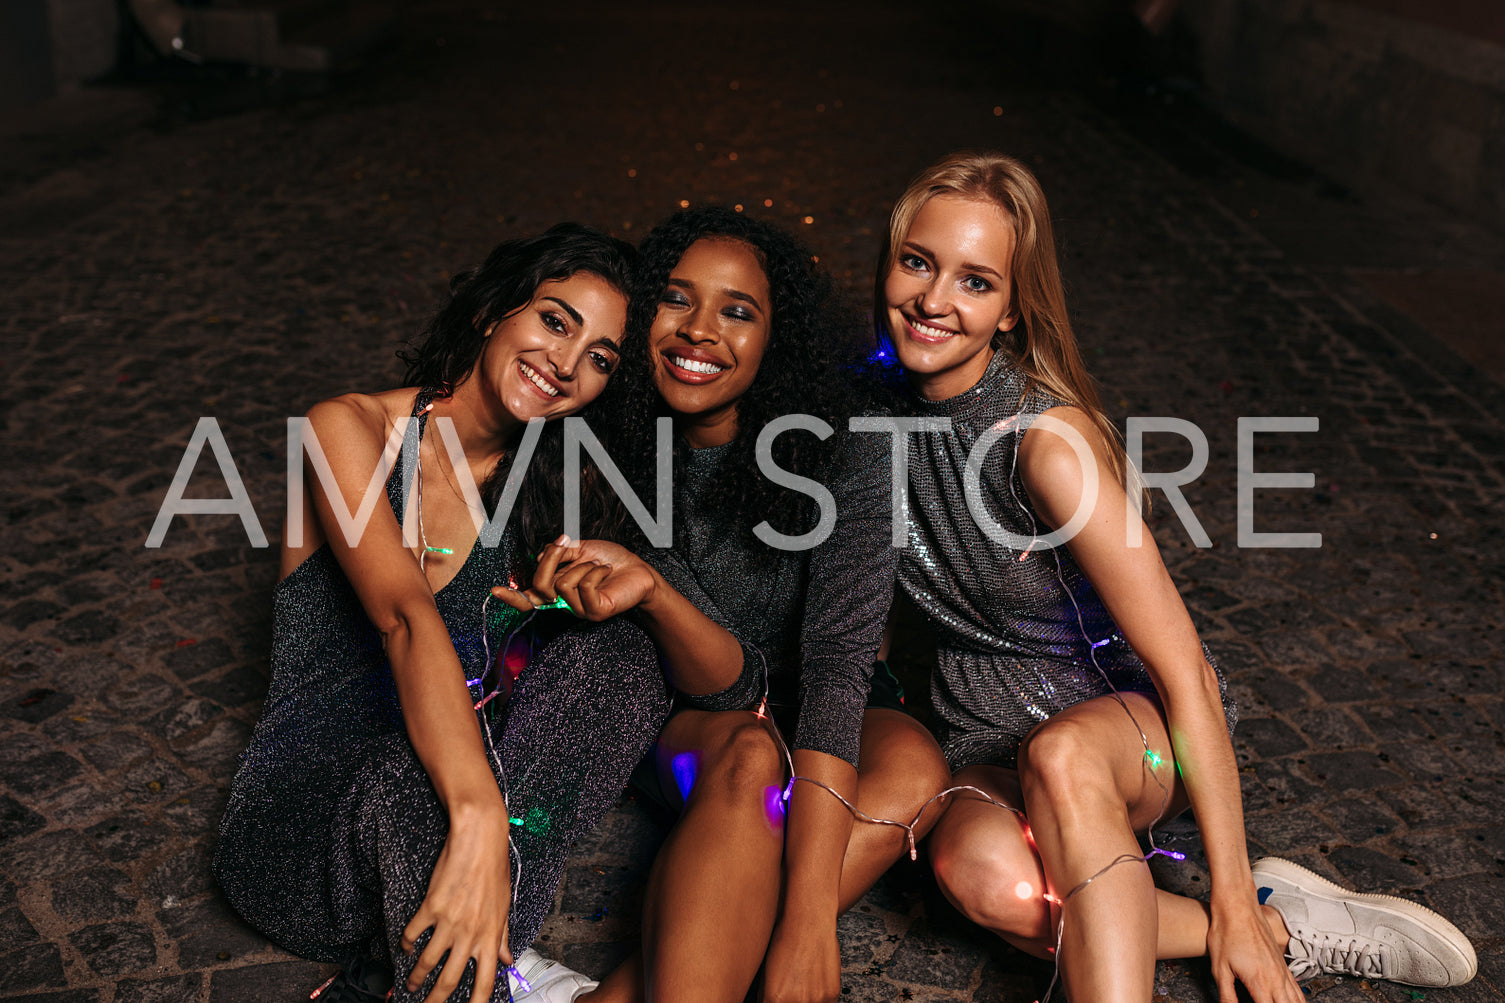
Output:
[759, 918, 841, 1003]
[401, 805, 512, 1003]
[1207, 894, 1303, 1003]
[492, 537, 657, 621]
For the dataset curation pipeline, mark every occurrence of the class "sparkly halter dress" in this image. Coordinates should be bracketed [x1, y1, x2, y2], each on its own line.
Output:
[215, 390, 669, 1000]
[900, 352, 1236, 771]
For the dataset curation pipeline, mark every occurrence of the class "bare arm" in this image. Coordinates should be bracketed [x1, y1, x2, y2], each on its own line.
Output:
[303, 396, 510, 1003]
[1019, 405, 1295, 1003]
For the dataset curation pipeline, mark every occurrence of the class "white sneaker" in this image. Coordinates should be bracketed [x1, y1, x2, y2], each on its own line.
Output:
[1251, 857, 1477, 987]
[505, 948, 599, 1002]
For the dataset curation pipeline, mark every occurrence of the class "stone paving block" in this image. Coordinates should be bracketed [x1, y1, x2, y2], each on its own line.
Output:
[1305, 751, 1406, 792]
[1426, 872, 1505, 941]
[0, 751, 84, 797]
[0, 942, 68, 993]
[1326, 845, 1427, 890]
[67, 920, 157, 977]
[144, 841, 217, 909]
[3, 991, 102, 1003]
[0, 794, 48, 844]
[49, 864, 137, 923]
[1322, 797, 1403, 838]
[1244, 807, 1345, 854]
[1235, 717, 1308, 758]
[78, 731, 155, 775]
[0, 830, 104, 883]
[0, 903, 43, 945]
[883, 918, 986, 991]
[208, 959, 334, 1003]
[174, 718, 252, 776]
[0, 939, 66, 993]
[159, 895, 271, 968]
[113, 972, 203, 1003]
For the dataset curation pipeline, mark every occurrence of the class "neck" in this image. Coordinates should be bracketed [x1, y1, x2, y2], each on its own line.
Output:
[910, 346, 996, 402]
[677, 406, 739, 450]
[433, 379, 521, 472]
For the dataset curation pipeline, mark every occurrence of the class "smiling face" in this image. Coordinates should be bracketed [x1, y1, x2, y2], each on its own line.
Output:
[883, 194, 1018, 401]
[472, 271, 628, 424]
[649, 237, 772, 448]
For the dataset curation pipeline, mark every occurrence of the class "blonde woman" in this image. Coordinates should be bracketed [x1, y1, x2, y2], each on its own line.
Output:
[874, 151, 1475, 1002]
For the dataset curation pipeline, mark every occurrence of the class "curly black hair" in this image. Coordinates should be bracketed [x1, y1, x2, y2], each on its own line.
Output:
[605, 207, 879, 549]
[397, 222, 640, 572]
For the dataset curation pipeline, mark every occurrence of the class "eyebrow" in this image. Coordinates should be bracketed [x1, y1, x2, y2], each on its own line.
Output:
[904, 241, 1005, 280]
[667, 277, 765, 312]
[542, 296, 584, 327]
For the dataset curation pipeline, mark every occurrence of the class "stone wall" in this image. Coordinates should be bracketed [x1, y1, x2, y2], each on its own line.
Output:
[1179, 0, 1505, 228]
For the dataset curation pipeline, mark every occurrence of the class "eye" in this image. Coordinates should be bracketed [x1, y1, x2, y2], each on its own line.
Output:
[899, 253, 929, 273]
[589, 350, 618, 375]
[722, 305, 755, 323]
[963, 275, 993, 293]
[541, 310, 568, 334]
[660, 289, 691, 308]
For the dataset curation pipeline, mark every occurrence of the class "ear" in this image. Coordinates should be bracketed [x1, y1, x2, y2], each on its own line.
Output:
[997, 310, 1019, 334]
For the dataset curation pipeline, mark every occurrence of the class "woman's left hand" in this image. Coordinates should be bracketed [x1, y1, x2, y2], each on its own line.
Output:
[759, 918, 841, 1003]
[492, 537, 658, 620]
[1207, 895, 1303, 1003]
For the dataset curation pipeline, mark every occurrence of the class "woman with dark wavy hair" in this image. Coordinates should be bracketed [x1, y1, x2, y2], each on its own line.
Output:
[216, 223, 672, 1003]
[498, 208, 950, 1003]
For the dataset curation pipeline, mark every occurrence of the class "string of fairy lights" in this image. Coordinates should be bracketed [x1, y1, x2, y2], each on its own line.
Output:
[409, 395, 1190, 1003]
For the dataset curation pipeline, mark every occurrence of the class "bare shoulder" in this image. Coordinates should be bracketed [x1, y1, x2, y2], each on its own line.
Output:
[1018, 405, 1110, 473]
[305, 389, 417, 442]
[1018, 405, 1121, 526]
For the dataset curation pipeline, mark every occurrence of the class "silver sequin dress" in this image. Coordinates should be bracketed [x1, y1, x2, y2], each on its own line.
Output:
[900, 352, 1236, 771]
[215, 390, 670, 1000]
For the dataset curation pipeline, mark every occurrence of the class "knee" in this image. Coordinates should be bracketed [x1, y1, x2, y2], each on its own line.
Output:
[697, 719, 785, 799]
[868, 729, 951, 823]
[931, 833, 1047, 940]
[1016, 718, 1115, 814]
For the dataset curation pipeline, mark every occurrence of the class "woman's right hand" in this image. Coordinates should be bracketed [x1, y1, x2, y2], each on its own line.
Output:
[493, 536, 659, 621]
[402, 802, 513, 1003]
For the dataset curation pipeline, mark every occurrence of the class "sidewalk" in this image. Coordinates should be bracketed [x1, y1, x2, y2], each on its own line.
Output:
[1, 2, 1501, 1000]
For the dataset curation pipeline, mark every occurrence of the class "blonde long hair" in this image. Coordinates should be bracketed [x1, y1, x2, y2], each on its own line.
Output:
[877, 150, 1138, 495]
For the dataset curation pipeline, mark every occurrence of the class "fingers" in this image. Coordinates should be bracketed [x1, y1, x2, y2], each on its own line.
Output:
[469, 947, 497, 1003]
[554, 561, 609, 618]
[490, 585, 533, 612]
[529, 536, 582, 601]
[573, 564, 616, 619]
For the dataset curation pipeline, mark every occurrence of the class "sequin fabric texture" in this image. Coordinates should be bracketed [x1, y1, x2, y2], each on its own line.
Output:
[214, 390, 669, 1001]
[899, 352, 1236, 771]
[642, 428, 898, 768]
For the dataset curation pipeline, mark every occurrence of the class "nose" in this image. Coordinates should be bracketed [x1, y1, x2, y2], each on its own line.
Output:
[682, 303, 718, 343]
[549, 342, 583, 383]
[917, 278, 949, 318]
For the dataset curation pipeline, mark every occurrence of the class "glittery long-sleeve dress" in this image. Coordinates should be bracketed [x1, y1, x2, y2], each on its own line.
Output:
[899, 352, 1236, 771]
[214, 390, 670, 1000]
[641, 427, 898, 768]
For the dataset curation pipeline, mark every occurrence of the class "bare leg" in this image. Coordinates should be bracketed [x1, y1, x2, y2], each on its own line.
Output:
[836, 708, 951, 911]
[585, 708, 948, 1003]
[643, 710, 786, 1003]
[929, 696, 1292, 1002]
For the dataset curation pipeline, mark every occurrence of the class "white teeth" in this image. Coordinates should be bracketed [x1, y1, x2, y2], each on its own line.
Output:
[910, 319, 957, 339]
[519, 362, 559, 397]
[668, 355, 726, 374]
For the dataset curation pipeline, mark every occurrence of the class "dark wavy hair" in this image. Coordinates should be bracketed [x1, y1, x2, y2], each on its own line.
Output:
[607, 207, 876, 548]
[397, 222, 639, 571]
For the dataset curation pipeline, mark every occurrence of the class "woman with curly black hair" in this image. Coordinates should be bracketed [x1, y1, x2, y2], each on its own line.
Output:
[497, 207, 951, 1003]
[216, 224, 674, 1003]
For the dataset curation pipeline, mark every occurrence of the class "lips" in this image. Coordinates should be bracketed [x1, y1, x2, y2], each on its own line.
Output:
[518, 360, 562, 399]
[660, 347, 730, 384]
[901, 314, 960, 344]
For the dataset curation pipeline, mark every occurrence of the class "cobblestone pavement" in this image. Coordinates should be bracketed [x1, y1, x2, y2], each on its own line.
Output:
[2, 1, 1503, 1000]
